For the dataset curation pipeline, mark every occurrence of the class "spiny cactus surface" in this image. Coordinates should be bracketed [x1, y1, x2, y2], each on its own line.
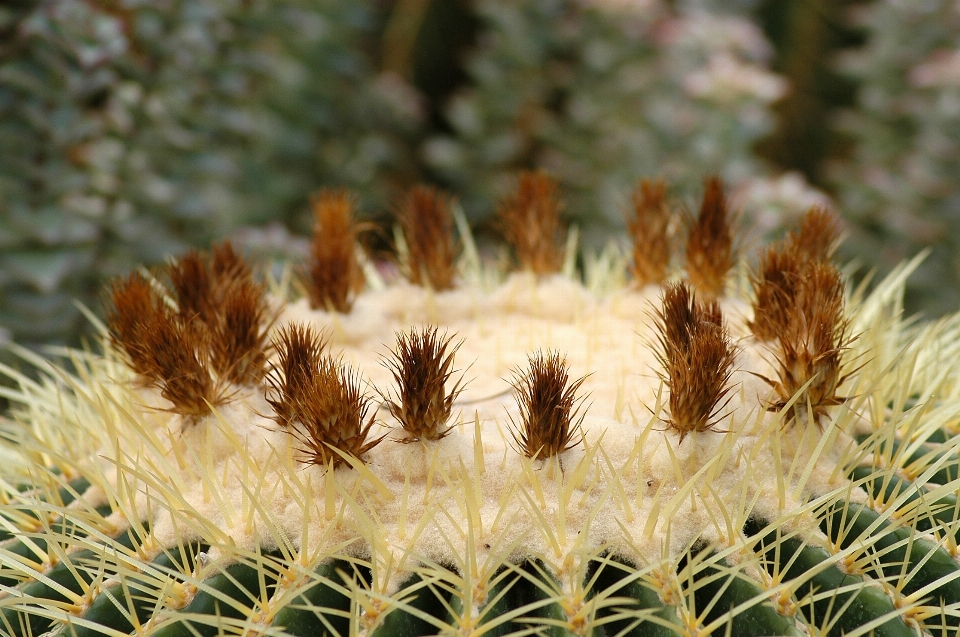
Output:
[2, 177, 960, 637]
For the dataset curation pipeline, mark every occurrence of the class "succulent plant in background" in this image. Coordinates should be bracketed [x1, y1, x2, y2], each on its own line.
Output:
[0, 0, 422, 354]
[421, 0, 809, 245]
[2, 173, 960, 636]
[830, 0, 960, 317]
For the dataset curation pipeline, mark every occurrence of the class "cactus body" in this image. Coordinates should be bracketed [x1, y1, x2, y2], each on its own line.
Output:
[1, 187, 959, 637]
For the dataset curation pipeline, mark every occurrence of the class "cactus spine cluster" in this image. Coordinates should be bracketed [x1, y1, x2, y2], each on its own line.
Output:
[2, 174, 960, 637]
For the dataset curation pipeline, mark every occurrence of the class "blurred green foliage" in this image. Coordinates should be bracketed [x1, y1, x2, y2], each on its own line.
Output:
[0, 0, 421, 352]
[829, 0, 960, 317]
[422, 0, 787, 246]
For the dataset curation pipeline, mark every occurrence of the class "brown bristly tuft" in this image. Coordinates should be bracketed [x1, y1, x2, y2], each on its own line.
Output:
[626, 178, 673, 287]
[211, 240, 252, 284]
[169, 241, 254, 324]
[749, 209, 848, 423]
[142, 309, 218, 419]
[265, 323, 328, 428]
[655, 282, 737, 443]
[383, 327, 464, 442]
[765, 261, 850, 426]
[167, 242, 270, 385]
[685, 176, 735, 298]
[107, 275, 218, 418]
[209, 277, 271, 385]
[497, 170, 565, 275]
[508, 350, 587, 459]
[106, 272, 167, 378]
[397, 186, 458, 290]
[106, 243, 269, 418]
[750, 208, 841, 342]
[749, 244, 803, 342]
[659, 280, 696, 356]
[296, 359, 383, 468]
[268, 330, 382, 468]
[307, 189, 363, 313]
[786, 206, 843, 263]
[169, 250, 212, 323]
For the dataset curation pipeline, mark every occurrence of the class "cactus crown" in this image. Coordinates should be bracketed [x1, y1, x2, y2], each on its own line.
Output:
[2, 174, 959, 637]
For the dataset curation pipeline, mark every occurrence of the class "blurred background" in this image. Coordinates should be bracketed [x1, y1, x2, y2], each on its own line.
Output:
[2, 0, 959, 357]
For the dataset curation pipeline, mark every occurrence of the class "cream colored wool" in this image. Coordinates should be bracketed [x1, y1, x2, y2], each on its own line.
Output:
[6, 237, 960, 637]
[33, 265, 875, 605]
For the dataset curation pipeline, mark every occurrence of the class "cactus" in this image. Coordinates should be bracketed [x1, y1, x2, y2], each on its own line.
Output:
[1, 175, 960, 637]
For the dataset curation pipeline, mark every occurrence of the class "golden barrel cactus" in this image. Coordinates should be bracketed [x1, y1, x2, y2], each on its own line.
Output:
[0, 175, 957, 637]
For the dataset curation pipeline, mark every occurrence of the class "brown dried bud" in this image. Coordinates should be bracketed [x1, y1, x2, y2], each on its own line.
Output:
[766, 261, 850, 425]
[168, 242, 269, 385]
[626, 178, 673, 287]
[749, 245, 803, 342]
[655, 282, 737, 442]
[686, 177, 735, 298]
[209, 276, 271, 385]
[397, 186, 458, 290]
[106, 271, 219, 419]
[384, 327, 464, 441]
[265, 323, 328, 428]
[786, 206, 843, 263]
[498, 170, 565, 275]
[169, 250, 213, 323]
[106, 272, 166, 378]
[146, 310, 217, 419]
[307, 189, 363, 313]
[300, 359, 382, 468]
[509, 351, 587, 459]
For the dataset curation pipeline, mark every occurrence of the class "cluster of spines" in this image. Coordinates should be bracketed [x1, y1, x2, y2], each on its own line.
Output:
[395, 186, 458, 290]
[305, 172, 741, 299]
[307, 189, 364, 313]
[265, 324, 470, 464]
[749, 208, 849, 425]
[382, 326, 464, 442]
[654, 282, 737, 442]
[105, 241, 269, 420]
[262, 326, 592, 465]
[265, 324, 382, 468]
[103, 271, 474, 466]
[508, 351, 588, 459]
[105, 173, 849, 464]
[106, 240, 594, 466]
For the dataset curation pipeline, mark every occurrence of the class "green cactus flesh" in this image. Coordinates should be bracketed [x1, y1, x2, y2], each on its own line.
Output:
[0, 223, 958, 637]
